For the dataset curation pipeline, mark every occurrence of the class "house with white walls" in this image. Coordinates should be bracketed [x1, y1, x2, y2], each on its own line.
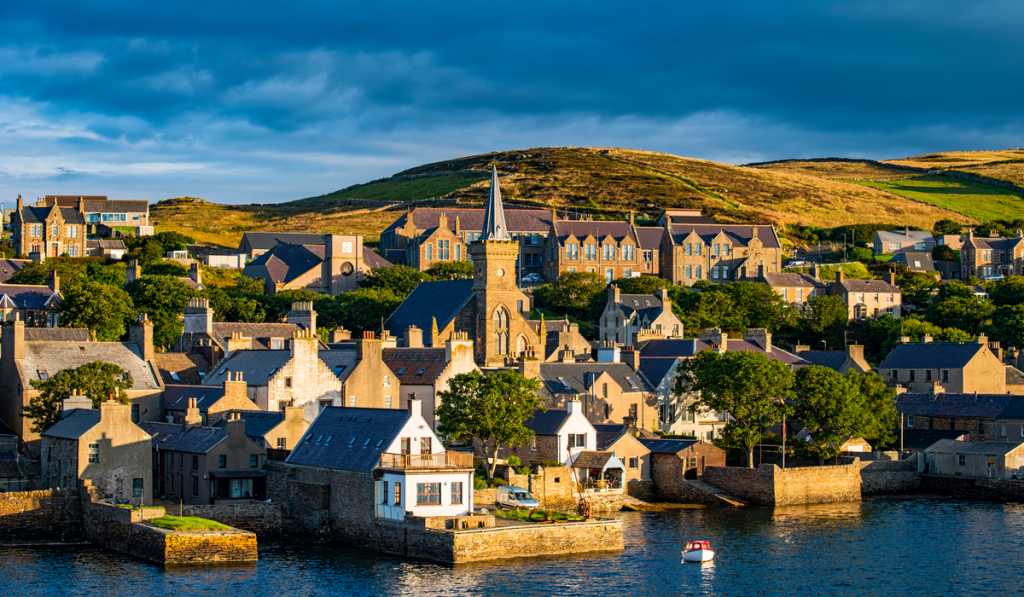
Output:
[489, 399, 598, 467]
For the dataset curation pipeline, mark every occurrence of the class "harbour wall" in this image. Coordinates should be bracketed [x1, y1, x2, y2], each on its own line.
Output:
[0, 488, 82, 542]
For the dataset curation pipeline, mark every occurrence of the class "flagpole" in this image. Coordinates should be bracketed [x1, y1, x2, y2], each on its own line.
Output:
[782, 414, 786, 469]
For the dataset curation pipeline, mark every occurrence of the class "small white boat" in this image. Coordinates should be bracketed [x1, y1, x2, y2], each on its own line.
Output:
[682, 540, 715, 563]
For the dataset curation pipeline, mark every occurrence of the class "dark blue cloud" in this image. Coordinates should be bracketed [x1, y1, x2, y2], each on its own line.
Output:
[1, 0, 1022, 203]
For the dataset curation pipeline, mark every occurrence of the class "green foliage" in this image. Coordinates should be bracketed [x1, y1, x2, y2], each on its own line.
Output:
[795, 295, 849, 346]
[547, 271, 607, 319]
[506, 455, 522, 467]
[359, 264, 431, 297]
[436, 370, 544, 481]
[335, 287, 404, 332]
[824, 247, 874, 263]
[988, 277, 1024, 307]
[426, 260, 473, 280]
[122, 231, 195, 266]
[937, 281, 976, 302]
[846, 370, 899, 449]
[932, 244, 957, 261]
[24, 361, 133, 433]
[60, 281, 135, 341]
[608, 276, 669, 294]
[933, 219, 963, 235]
[671, 281, 795, 335]
[473, 478, 488, 490]
[896, 272, 939, 309]
[124, 276, 197, 348]
[981, 305, 1024, 349]
[494, 508, 582, 522]
[793, 366, 874, 461]
[674, 350, 794, 467]
[148, 516, 230, 531]
[879, 316, 973, 356]
[144, 261, 188, 277]
[924, 296, 994, 336]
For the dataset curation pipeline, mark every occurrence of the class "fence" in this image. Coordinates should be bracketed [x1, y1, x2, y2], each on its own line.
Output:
[379, 453, 475, 470]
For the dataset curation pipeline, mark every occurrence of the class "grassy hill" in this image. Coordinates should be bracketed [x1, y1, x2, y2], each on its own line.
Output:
[151, 147, 986, 248]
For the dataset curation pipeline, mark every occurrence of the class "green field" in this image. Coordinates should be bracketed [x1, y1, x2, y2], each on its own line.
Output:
[846, 176, 1024, 222]
[299, 174, 486, 204]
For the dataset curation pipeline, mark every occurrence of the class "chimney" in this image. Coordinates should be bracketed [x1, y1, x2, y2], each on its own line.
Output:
[847, 344, 865, 363]
[445, 331, 473, 364]
[404, 325, 423, 348]
[621, 345, 640, 370]
[183, 297, 214, 335]
[226, 415, 246, 442]
[517, 349, 541, 379]
[129, 313, 154, 360]
[48, 270, 59, 294]
[407, 395, 422, 419]
[900, 336, 912, 344]
[743, 328, 772, 352]
[99, 399, 131, 426]
[454, 216, 461, 236]
[884, 269, 897, 285]
[223, 371, 247, 400]
[16, 195, 23, 211]
[629, 210, 635, 226]
[795, 344, 810, 353]
[438, 213, 448, 232]
[596, 342, 621, 363]
[284, 405, 304, 425]
[62, 391, 93, 416]
[189, 263, 202, 286]
[893, 386, 907, 395]
[226, 331, 251, 358]
[330, 327, 352, 342]
[922, 334, 933, 343]
[976, 333, 988, 345]
[699, 328, 727, 352]
[183, 398, 202, 429]
[836, 268, 844, 284]
[286, 301, 317, 334]
[930, 382, 945, 395]
[751, 226, 758, 239]
[3, 319, 25, 360]
[126, 260, 141, 284]
[290, 328, 319, 362]
[609, 285, 620, 305]
[567, 399, 582, 416]
[656, 287, 668, 303]
[355, 330, 382, 363]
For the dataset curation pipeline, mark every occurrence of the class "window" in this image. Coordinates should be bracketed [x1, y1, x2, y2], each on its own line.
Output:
[283, 377, 292, 388]
[695, 244, 702, 256]
[722, 267, 729, 279]
[88, 443, 99, 464]
[941, 370, 950, 382]
[979, 421, 985, 434]
[585, 243, 597, 260]
[909, 370, 916, 382]
[623, 245, 634, 261]
[685, 265, 692, 279]
[603, 243, 615, 260]
[455, 245, 461, 260]
[277, 437, 286, 450]
[602, 383, 608, 398]
[191, 476, 199, 497]
[685, 243, 692, 256]
[925, 370, 932, 382]
[68, 245, 78, 257]
[643, 250, 652, 262]
[395, 481, 402, 505]
[384, 395, 393, 409]
[52, 224, 59, 237]
[628, 457, 638, 469]
[857, 293, 865, 303]
[531, 436, 537, 451]
[420, 437, 432, 454]
[723, 244, 730, 256]
[624, 268, 632, 278]
[380, 480, 389, 504]
[796, 288, 803, 301]
[383, 375, 391, 387]
[988, 456, 995, 468]
[695, 266, 702, 279]
[426, 244, 432, 260]
[568, 433, 587, 449]
[606, 269, 613, 283]
[349, 396, 357, 407]
[67, 225, 77, 238]
[250, 455, 259, 468]
[451, 482, 463, 505]
[907, 417, 914, 428]
[566, 243, 579, 259]
[219, 455, 227, 469]
[712, 243, 720, 257]
[270, 339, 283, 350]
[133, 478, 143, 498]
[712, 266, 719, 279]
[889, 242, 900, 251]
[191, 455, 199, 470]
[401, 438, 411, 455]
[416, 482, 441, 505]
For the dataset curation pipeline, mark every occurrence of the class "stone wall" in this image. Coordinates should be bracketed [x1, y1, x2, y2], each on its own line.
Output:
[0, 488, 82, 542]
[182, 503, 283, 539]
[920, 475, 1024, 502]
[858, 457, 921, 495]
[626, 479, 655, 501]
[704, 463, 862, 506]
[449, 519, 623, 563]
[651, 453, 685, 501]
[505, 466, 577, 510]
[164, 530, 258, 565]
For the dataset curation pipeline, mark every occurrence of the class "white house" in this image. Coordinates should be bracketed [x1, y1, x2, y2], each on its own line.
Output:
[492, 399, 598, 467]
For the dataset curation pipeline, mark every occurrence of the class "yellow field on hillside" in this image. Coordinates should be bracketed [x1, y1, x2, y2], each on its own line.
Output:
[884, 149, 1024, 168]
[747, 159, 914, 179]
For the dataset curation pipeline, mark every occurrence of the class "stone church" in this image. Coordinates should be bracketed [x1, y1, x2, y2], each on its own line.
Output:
[385, 167, 590, 366]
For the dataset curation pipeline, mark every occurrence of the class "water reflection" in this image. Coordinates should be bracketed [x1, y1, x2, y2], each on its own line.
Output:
[5, 500, 1024, 596]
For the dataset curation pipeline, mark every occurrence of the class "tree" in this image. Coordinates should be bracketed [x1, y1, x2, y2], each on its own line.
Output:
[793, 366, 865, 462]
[981, 305, 1024, 349]
[60, 281, 135, 341]
[937, 281, 975, 302]
[933, 219, 963, 235]
[674, 350, 794, 467]
[426, 260, 473, 280]
[925, 297, 994, 335]
[880, 316, 972, 356]
[897, 272, 939, 309]
[124, 276, 196, 348]
[988, 277, 1024, 307]
[846, 370, 898, 449]
[436, 370, 545, 481]
[796, 295, 849, 346]
[23, 361, 133, 434]
[359, 264, 431, 297]
[334, 287, 404, 332]
[609, 276, 669, 295]
[548, 271, 606, 319]
[932, 245, 957, 262]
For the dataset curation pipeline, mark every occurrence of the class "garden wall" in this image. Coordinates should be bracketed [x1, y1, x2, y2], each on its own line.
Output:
[0, 488, 81, 542]
[703, 463, 862, 506]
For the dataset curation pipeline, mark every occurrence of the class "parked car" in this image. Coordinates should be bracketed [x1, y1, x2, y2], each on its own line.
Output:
[985, 274, 1005, 281]
[495, 485, 540, 510]
[783, 259, 808, 268]
[521, 273, 542, 284]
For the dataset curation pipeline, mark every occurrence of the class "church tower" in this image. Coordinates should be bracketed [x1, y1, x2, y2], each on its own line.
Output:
[469, 166, 539, 366]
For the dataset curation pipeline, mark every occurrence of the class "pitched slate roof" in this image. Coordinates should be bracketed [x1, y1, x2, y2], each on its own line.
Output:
[833, 277, 900, 294]
[634, 227, 664, 250]
[638, 339, 697, 385]
[202, 351, 292, 387]
[888, 252, 935, 272]
[523, 409, 570, 436]
[212, 410, 284, 439]
[615, 293, 666, 321]
[570, 450, 621, 470]
[384, 208, 553, 235]
[969, 235, 1024, 251]
[138, 422, 226, 454]
[926, 439, 1024, 455]
[539, 363, 652, 397]
[21, 341, 161, 389]
[18, 205, 86, 225]
[153, 352, 210, 385]
[86, 239, 127, 250]
[638, 357, 684, 387]
[0, 450, 22, 479]
[81, 200, 148, 214]
[900, 429, 969, 451]
[667, 225, 781, 249]
[210, 322, 304, 350]
[896, 393, 1014, 419]
[639, 438, 699, 454]
[286, 406, 411, 471]
[363, 248, 391, 269]
[164, 385, 226, 412]
[382, 348, 448, 385]
[24, 328, 90, 342]
[41, 409, 101, 439]
[796, 351, 848, 371]
[44, 195, 107, 207]
[1006, 366, 1024, 387]
[384, 280, 474, 338]
[0, 284, 60, 309]
[761, 272, 826, 288]
[875, 230, 934, 245]
[241, 232, 328, 251]
[554, 221, 637, 244]
[0, 259, 27, 284]
[879, 342, 986, 369]
[318, 348, 357, 383]
[244, 243, 325, 285]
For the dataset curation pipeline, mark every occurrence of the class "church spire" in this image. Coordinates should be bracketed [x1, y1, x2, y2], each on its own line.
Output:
[481, 165, 511, 241]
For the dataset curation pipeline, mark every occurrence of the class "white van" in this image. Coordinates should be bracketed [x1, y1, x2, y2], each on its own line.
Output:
[495, 486, 540, 510]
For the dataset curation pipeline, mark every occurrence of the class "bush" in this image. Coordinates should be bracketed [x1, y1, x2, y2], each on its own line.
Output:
[536, 460, 564, 469]
[515, 466, 533, 475]
[506, 455, 522, 467]
[473, 478, 488, 490]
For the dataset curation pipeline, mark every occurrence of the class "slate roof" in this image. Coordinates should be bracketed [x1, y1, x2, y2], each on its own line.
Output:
[875, 230, 934, 245]
[0, 283, 60, 309]
[796, 351, 848, 371]
[363, 248, 391, 269]
[761, 272, 826, 288]
[888, 252, 935, 272]
[639, 438, 699, 454]
[539, 363, 652, 397]
[212, 410, 285, 439]
[286, 406, 411, 471]
[0, 259, 27, 284]
[833, 278, 900, 294]
[318, 348, 357, 383]
[900, 429, 968, 451]
[202, 351, 292, 387]
[523, 409, 570, 436]
[44, 195, 107, 207]
[241, 232, 327, 251]
[81, 200, 148, 214]
[969, 236, 1023, 251]
[244, 243, 325, 285]
[86, 239, 127, 250]
[154, 352, 210, 385]
[382, 348, 448, 385]
[637, 338, 805, 380]
[637, 357, 683, 387]
[23, 328, 90, 342]
[554, 221, 638, 244]
[634, 227, 664, 250]
[384, 208, 553, 235]
[719, 340, 807, 366]
[615, 293, 666, 321]
[667, 225, 781, 249]
[879, 342, 986, 369]
[0, 450, 22, 479]
[995, 395, 1024, 420]
[1006, 366, 1024, 387]
[138, 422, 225, 454]
[210, 322, 305, 350]
[18, 205, 85, 225]
[383, 280, 474, 337]
[42, 409, 101, 439]
[896, 393, 1014, 419]
[926, 439, 1024, 455]
[164, 385, 226, 412]
[571, 450, 621, 470]
[21, 341, 161, 389]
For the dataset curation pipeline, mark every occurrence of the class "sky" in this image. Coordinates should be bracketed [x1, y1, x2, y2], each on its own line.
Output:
[1, 1, 1022, 205]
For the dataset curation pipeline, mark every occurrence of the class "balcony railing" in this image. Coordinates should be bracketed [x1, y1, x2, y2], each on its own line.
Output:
[379, 452, 475, 470]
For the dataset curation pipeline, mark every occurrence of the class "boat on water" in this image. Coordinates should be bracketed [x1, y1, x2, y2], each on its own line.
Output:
[682, 540, 715, 563]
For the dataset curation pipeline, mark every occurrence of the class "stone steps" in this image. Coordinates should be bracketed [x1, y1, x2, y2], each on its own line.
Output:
[684, 478, 748, 507]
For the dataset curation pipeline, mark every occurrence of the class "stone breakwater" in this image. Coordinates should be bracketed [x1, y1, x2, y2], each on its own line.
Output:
[0, 488, 82, 542]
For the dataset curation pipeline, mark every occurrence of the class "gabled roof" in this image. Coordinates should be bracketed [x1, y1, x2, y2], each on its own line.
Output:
[241, 232, 327, 251]
[209, 322, 305, 350]
[384, 280, 474, 338]
[318, 348, 357, 383]
[634, 227, 664, 250]
[879, 342, 986, 369]
[164, 385, 226, 412]
[24, 327, 90, 342]
[523, 409, 571, 436]
[0, 259, 27, 284]
[138, 422, 226, 454]
[0, 283, 60, 309]
[874, 230, 934, 244]
[888, 252, 935, 272]
[153, 352, 210, 385]
[896, 393, 1016, 419]
[43, 195, 106, 207]
[900, 429, 968, 451]
[383, 208, 552, 235]
[969, 236, 1024, 251]
[41, 409, 101, 439]
[1007, 366, 1024, 387]
[21, 341, 161, 389]
[667, 225, 780, 249]
[639, 438, 700, 454]
[539, 363, 652, 397]
[17, 205, 85, 225]
[382, 348, 448, 385]
[761, 272, 826, 288]
[796, 351, 848, 371]
[615, 293, 666, 320]
[87, 239, 127, 250]
[212, 410, 285, 439]
[286, 406, 411, 471]
[554, 221, 637, 244]
[926, 438, 1024, 455]
[244, 243, 324, 285]
[833, 278, 900, 294]
[81, 200, 148, 213]
[570, 450, 622, 470]
[202, 351, 292, 387]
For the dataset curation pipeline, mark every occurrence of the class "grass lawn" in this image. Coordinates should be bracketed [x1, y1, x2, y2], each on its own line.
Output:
[845, 176, 1024, 222]
[494, 508, 583, 522]
[148, 516, 231, 532]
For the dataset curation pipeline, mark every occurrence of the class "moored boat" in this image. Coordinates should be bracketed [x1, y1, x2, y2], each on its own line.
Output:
[681, 540, 715, 562]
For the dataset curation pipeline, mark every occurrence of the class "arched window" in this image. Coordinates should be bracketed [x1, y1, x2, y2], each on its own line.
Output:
[493, 306, 509, 329]
[494, 332, 508, 355]
[516, 335, 528, 355]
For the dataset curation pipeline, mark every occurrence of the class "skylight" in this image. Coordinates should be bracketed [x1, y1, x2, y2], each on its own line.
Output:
[625, 377, 638, 388]
[304, 434, 313, 442]
[325, 435, 333, 444]
[316, 434, 324, 443]
[375, 439, 384, 448]
[198, 372, 206, 380]
[349, 437, 357, 445]
[333, 366, 346, 376]
[364, 438, 372, 446]
[397, 367, 407, 375]
[170, 372, 181, 382]
[417, 368, 426, 375]
[37, 370, 48, 380]
[558, 376, 572, 390]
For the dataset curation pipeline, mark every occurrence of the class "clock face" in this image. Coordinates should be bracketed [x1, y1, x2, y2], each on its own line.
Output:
[342, 242, 353, 254]
[497, 268, 505, 277]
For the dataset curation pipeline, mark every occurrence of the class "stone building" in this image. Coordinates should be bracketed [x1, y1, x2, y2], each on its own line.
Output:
[896, 391, 1024, 443]
[10, 196, 87, 259]
[212, 406, 309, 452]
[489, 400, 596, 467]
[40, 400, 154, 505]
[639, 438, 727, 501]
[594, 424, 653, 487]
[163, 374, 261, 425]
[878, 335, 1006, 394]
[536, 359, 655, 430]
[960, 228, 1024, 279]
[39, 196, 151, 228]
[925, 439, 1024, 479]
[872, 228, 935, 255]
[0, 271, 62, 327]
[660, 221, 783, 286]
[140, 411, 268, 505]
[753, 264, 827, 310]
[0, 259, 28, 284]
[335, 332, 402, 410]
[634, 227, 664, 277]
[794, 344, 871, 374]
[174, 298, 323, 358]
[599, 286, 683, 345]
[543, 216, 644, 283]
[243, 234, 389, 296]
[826, 269, 902, 320]
[0, 315, 165, 448]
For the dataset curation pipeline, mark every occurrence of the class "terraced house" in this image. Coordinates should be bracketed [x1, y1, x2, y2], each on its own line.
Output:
[660, 222, 782, 286]
[39, 195, 150, 227]
[961, 228, 1024, 279]
[544, 214, 659, 283]
[826, 269, 902, 320]
[10, 196, 87, 259]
